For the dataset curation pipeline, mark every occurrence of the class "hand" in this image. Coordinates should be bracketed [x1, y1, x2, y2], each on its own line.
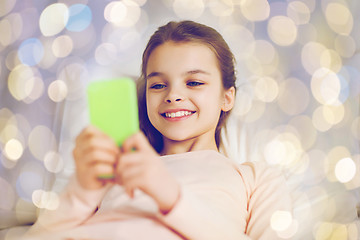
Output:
[72, 126, 120, 190]
[116, 132, 180, 214]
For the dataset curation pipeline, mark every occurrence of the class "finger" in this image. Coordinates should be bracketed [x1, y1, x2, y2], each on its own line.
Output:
[118, 166, 143, 198]
[91, 162, 115, 179]
[77, 126, 119, 153]
[76, 125, 103, 144]
[76, 161, 115, 186]
[116, 152, 141, 170]
[122, 131, 155, 154]
[83, 140, 120, 159]
[117, 157, 143, 182]
[115, 153, 145, 193]
[76, 148, 119, 167]
[74, 127, 120, 160]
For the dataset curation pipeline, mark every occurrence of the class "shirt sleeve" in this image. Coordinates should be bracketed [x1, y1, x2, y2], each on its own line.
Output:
[156, 162, 252, 240]
[157, 188, 252, 240]
[156, 161, 292, 240]
[240, 162, 293, 239]
[25, 176, 110, 236]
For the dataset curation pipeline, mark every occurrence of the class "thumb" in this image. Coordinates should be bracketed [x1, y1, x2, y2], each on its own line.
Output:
[121, 131, 155, 154]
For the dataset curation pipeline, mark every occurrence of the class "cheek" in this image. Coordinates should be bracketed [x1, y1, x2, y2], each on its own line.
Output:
[197, 86, 224, 107]
[146, 92, 159, 121]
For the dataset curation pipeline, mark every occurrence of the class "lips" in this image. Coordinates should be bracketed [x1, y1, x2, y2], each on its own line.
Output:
[161, 109, 195, 119]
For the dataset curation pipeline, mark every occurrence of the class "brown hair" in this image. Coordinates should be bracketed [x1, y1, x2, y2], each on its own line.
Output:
[138, 20, 236, 153]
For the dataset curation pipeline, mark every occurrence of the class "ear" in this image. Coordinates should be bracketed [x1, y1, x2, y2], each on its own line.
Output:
[221, 86, 235, 112]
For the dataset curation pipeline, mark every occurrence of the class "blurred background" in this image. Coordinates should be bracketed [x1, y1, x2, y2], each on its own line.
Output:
[0, 0, 359, 239]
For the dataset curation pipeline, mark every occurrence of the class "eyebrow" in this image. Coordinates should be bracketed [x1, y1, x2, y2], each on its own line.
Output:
[146, 69, 210, 80]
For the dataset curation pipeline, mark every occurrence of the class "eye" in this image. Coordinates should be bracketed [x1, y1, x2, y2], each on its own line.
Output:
[150, 83, 166, 89]
[187, 81, 204, 87]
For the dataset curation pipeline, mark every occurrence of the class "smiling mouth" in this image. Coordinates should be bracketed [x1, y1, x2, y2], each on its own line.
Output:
[161, 110, 195, 118]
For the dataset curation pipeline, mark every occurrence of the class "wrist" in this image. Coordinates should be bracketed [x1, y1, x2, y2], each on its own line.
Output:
[158, 183, 181, 215]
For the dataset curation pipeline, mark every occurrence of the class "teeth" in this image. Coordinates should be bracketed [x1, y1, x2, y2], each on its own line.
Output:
[165, 111, 193, 118]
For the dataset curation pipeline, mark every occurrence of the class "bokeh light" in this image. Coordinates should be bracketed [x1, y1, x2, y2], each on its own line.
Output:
[66, 4, 92, 32]
[268, 16, 297, 46]
[335, 157, 356, 183]
[301, 41, 327, 75]
[0, 0, 16, 17]
[44, 151, 64, 173]
[104, 0, 141, 27]
[39, 3, 69, 37]
[270, 210, 293, 232]
[48, 80, 68, 103]
[326, 146, 351, 182]
[287, 1, 311, 25]
[253, 76, 278, 102]
[312, 106, 333, 132]
[7, 64, 42, 102]
[314, 222, 333, 239]
[104, 1, 127, 25]
[0, 108, 16, 143]
[322, 104, 345, 125]
[52, 35, 74, 58]
[18, 38, 44, 66]
[264, 132, 303, 167]
[311, 68, 341, 106]
[4, 138, 23, 161]
[324, 3, 353, 35]
[320, 49, 342, 73]
[276, 219, 299, 239]
[0, 13, 23, 49]
[32, 189, 60, 210]
[28, 125, 57, 161]
[240, 0, 270, 22]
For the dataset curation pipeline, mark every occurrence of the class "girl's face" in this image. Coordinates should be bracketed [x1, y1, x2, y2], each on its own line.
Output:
[145, 41, 234, 151]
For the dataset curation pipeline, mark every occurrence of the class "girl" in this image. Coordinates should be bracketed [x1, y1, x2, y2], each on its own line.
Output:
[25, 21, 291, 240]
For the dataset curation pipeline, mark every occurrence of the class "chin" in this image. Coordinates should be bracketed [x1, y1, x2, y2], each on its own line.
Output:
[161, 131, 193, 142]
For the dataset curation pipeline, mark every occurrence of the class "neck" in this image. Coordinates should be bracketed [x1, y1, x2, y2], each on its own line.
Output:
[160, 136, 218, 156]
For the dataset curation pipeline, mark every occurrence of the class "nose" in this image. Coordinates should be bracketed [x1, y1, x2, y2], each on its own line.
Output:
[165, 87, 183, 103]
[166, 98, 182, 103]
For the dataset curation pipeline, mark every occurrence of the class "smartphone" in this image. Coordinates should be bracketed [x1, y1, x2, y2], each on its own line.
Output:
[87, 78, 139, 179]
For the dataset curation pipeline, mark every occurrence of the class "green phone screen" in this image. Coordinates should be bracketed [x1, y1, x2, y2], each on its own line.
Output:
[87, 78, 139, 147]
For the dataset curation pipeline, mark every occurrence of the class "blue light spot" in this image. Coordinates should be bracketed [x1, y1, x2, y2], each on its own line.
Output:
[16, 171, 44, 202]
[66, 4, 92, 32]
[18, 38, 44, 66]
[337, 74, 349, 104]
[340, 66, 360, 98]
